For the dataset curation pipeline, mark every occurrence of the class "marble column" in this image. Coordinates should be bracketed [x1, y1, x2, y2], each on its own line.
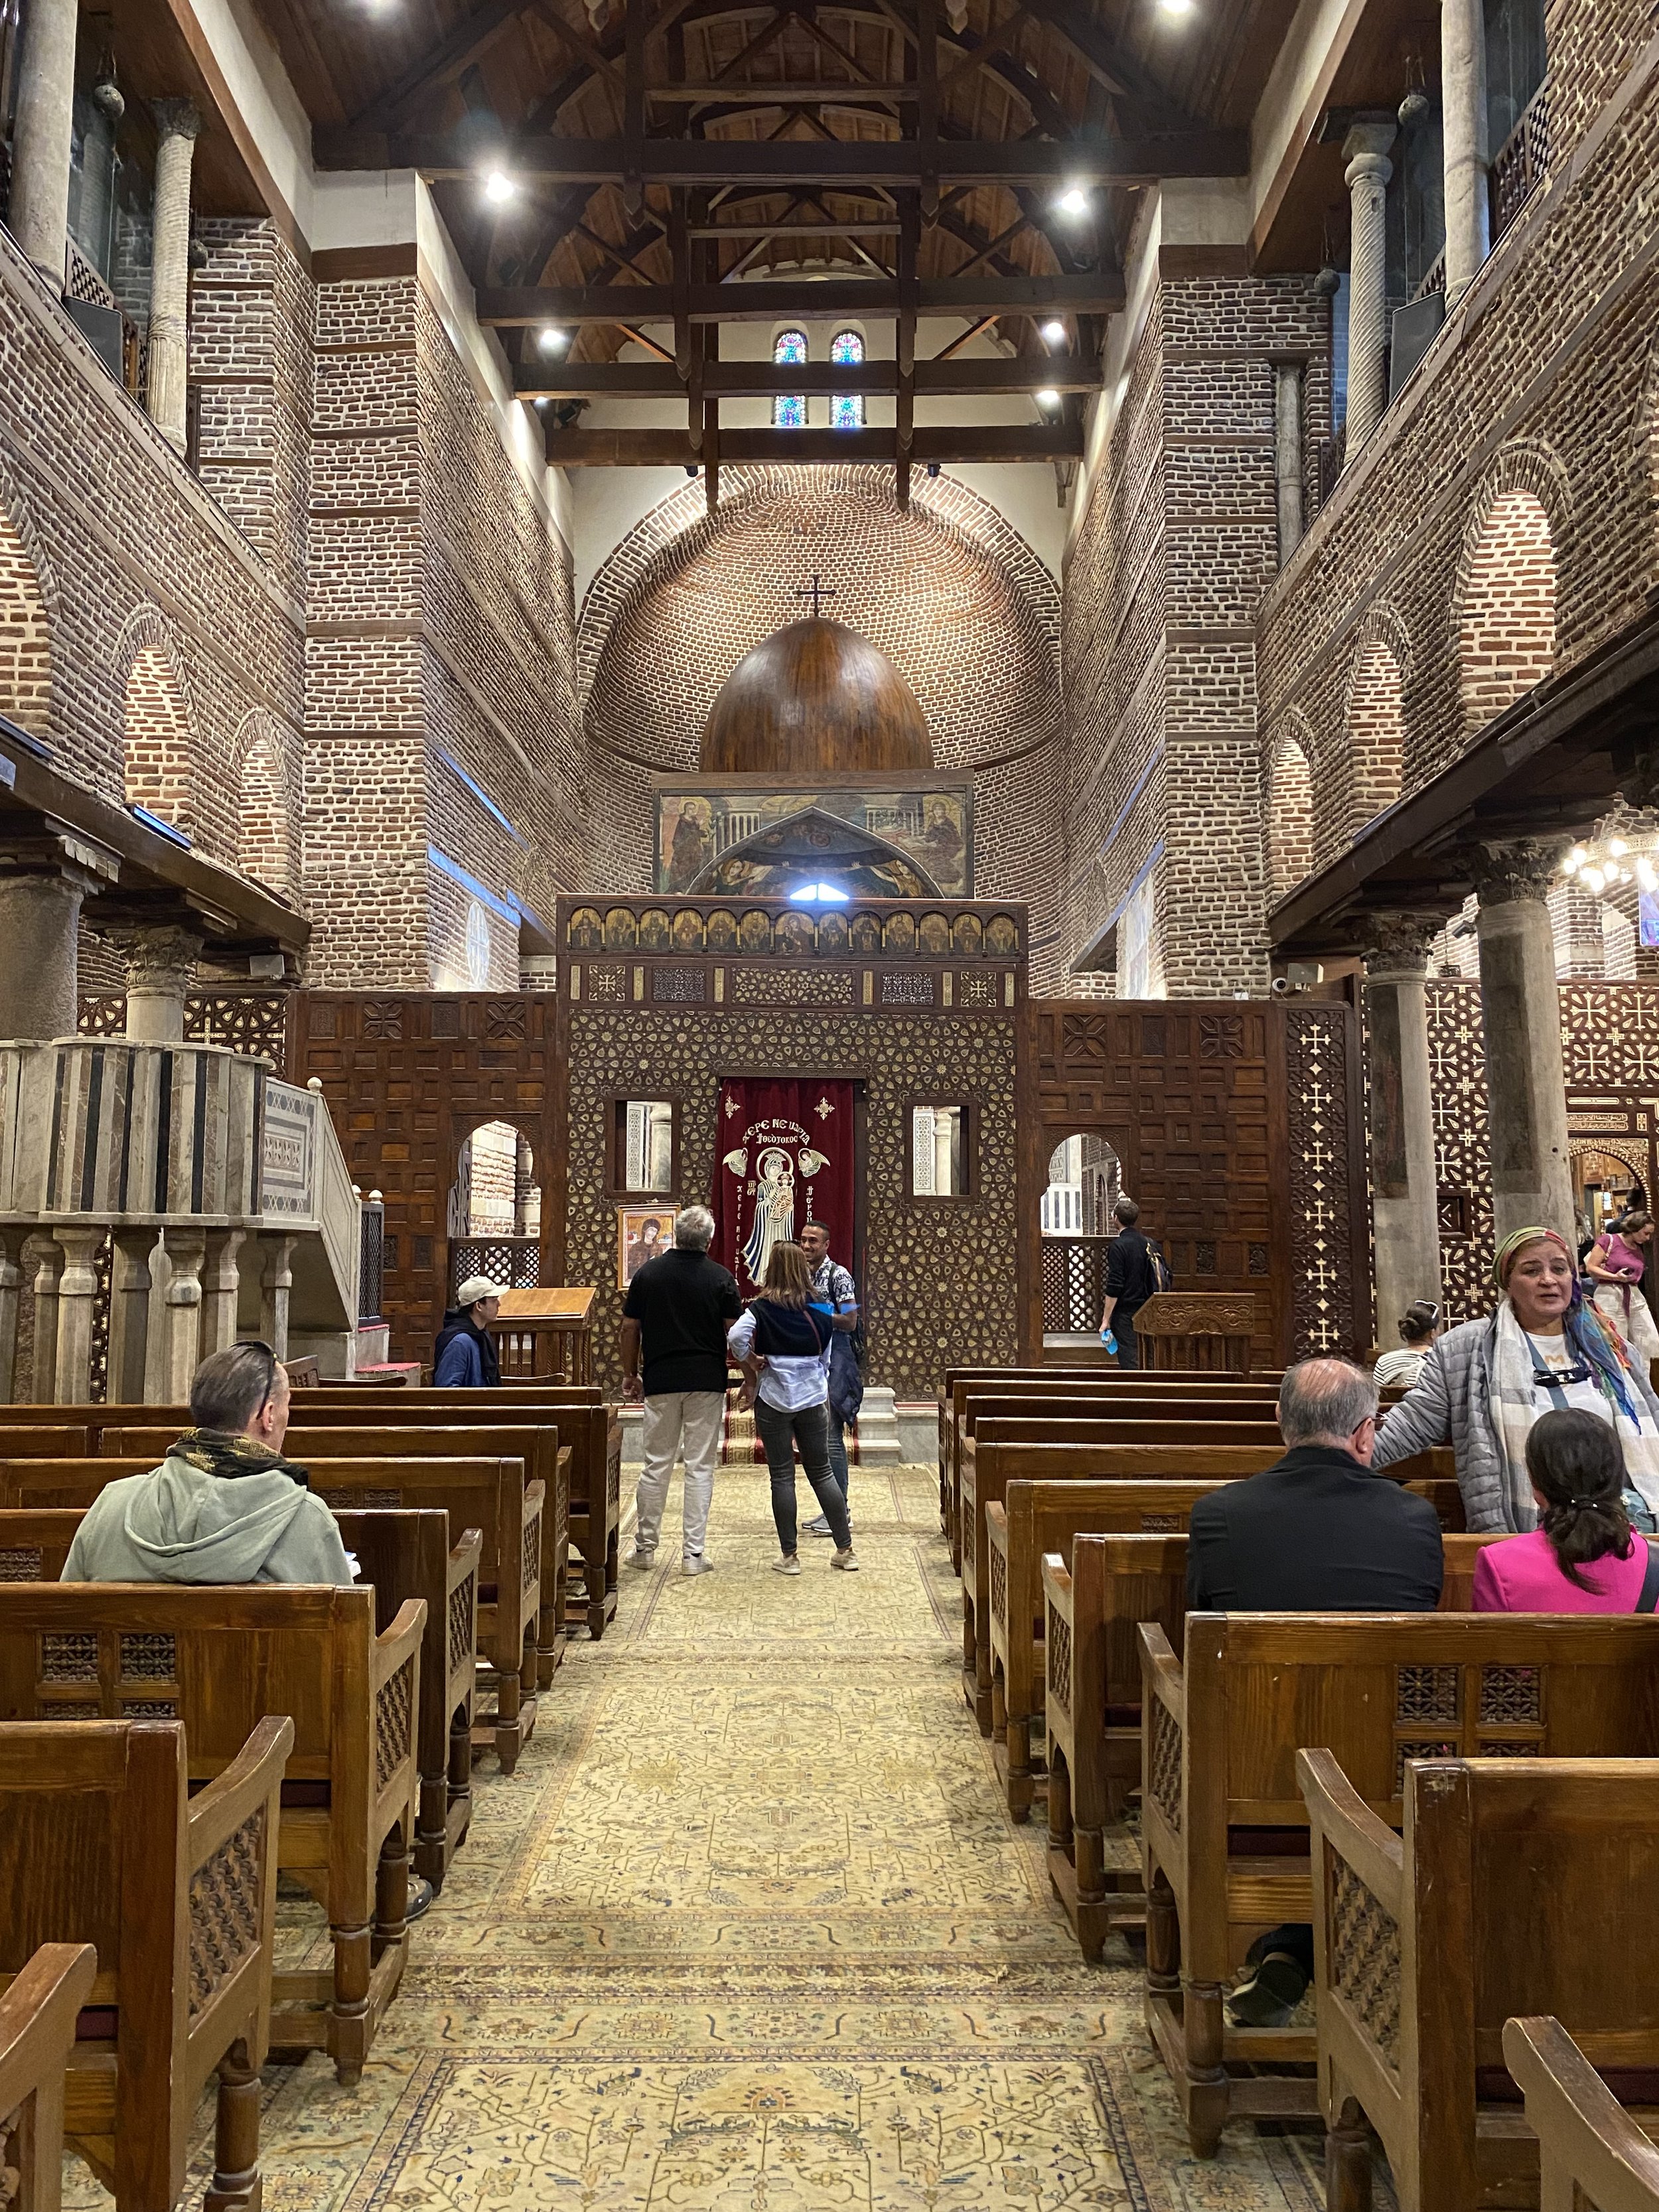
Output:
[146, 100, 202, 457]
[30, 1240, 62, 1404]
[101, 920, 203, 1041]
[1342, 118, 1397, 459]
[201, 1226, 246, 1359]
[1471, 838, 1577, 1246]
[259, 1234, 295, 1361]
[1441, 0, 1491, 305]
[1365, 912, 1447, 1340]
[7, 0, 78, 283]
[159, 1229, 206, 1400]
[52, 1226, 105, 1404]
[0, 1228, 25, 1403]
[107, 1228, 157, 1405]
[0, 846, 105, 1039]
[1271, 357, 1305, 563]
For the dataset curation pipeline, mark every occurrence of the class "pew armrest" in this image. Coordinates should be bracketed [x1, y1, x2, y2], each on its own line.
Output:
[986, 1506, 1009, 1633]
[371, 1600, 427, 1823]
[184, 1714, 294, 2068]
[1504, 2016, 1659, 2209]
[447, 1528, 483, 1688]
[0, 1940, 97, 2128]
[1296, 1746, 1403, 1913]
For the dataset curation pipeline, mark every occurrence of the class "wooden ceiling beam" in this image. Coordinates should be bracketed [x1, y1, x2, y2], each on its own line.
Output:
[646, 79, 916, 98]
[317, 127, 1247, 181]
[541, 421, 1085, 461]
[348, 0, 529, 131]
[478, 267, 1125, 319]
[516, 353, 1100, 392]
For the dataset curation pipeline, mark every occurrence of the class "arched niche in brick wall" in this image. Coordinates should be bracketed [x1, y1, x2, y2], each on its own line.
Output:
[0, 486, 52, 740]
[1265, 728, 1315, 901]
[235, 715, 302, 903]
[119, 609, 196, 830]
[1345, 610, 1409, 830]
[1456, 484, 1559, 737]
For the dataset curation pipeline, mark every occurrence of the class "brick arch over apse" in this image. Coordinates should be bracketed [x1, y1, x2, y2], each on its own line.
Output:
[0, 457, 56, 739]
[1453, 442, 1571, 739]
[117, 603, 197, 829]
[577, 466, 1063, 974]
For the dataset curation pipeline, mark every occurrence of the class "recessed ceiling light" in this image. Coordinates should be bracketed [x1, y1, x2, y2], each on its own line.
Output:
[482, 169, 516, 204]
[1157, 0, 1196, 17]
[1054, 186, 1090, 218]
[534, 396, 549, 407]
[1041, 318, 1066, 344]
[538, 325, 566, 352]
[1035, 388, 1060, 408]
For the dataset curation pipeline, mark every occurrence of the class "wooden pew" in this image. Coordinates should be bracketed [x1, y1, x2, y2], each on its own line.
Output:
[99, 1422, 569, 1698]
[946, 1380, 1283, 1575]
[1040, 1521, 1489, 1946]
[279, 1390, 621, 1649]
[959, 1431, 1283, 1728]
[1302, 1751, 1659, 2212]
[0, 1942, 97, 2212]
[1137, 1611, 1659, 2156]
[0, 1430, 90, 1457]
[0, 1495, 483, 1889]
[0, 1714, 292, 2207]
[0, 1585, 423, 2085]
[1504, 2016, 1659, 2212]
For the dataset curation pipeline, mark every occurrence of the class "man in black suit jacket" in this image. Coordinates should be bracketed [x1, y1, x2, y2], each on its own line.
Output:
[1190, 1355, 1443, 2026]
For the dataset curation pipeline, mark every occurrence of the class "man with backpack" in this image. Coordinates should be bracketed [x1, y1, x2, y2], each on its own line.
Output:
[798, 1218, 863, 1536]
[1098, 1197, 1171, 1370]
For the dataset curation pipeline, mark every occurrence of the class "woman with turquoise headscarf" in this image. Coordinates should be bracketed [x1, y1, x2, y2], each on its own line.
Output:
[1372, 1226, 1659, 1534]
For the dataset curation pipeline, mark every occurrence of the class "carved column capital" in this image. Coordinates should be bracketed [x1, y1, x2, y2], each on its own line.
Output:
[97, 920, 204, 993]
[1362, 910, 1446, 978]
[1465, 835, 1573, 907]
[150, 96, 202, 141]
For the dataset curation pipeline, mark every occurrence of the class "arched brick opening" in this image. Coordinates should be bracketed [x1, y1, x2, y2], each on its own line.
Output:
[1346, 609, 1409, 828]
[121, 619, 194, 826]
[0, 497, 52, 739]
[1457, 488, 1557, 735]
[1266, 730, 1315, 900]
[236, 717, 302, 902]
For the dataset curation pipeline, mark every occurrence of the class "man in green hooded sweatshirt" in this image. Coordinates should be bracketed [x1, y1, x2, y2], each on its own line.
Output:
[62, 1340, 354, 1585]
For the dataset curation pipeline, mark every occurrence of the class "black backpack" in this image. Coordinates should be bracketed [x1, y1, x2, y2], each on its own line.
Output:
[1146, 1239, 1174, 1296]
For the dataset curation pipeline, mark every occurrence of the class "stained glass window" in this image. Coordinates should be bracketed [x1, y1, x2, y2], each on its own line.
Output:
[773, 329, 808, 427]
[830, 328, 865, 428]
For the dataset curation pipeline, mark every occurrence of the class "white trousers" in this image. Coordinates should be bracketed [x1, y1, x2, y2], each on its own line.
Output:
[635, 1390, 725, 1559]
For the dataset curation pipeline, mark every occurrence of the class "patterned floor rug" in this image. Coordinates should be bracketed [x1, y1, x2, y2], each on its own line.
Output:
[69, 1465, 1327, 2211]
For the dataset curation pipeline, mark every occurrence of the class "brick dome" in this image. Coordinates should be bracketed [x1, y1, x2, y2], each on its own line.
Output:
[699, 617, 933, 774]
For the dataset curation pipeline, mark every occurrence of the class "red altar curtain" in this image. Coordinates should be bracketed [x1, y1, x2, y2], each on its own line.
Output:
[712, 1078, 857, 1294]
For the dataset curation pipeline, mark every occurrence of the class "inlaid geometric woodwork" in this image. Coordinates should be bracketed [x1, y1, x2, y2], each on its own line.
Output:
[1425, 981, 1497, 1322]
[558, 1005, 1019, 1399]
[286, 992, 561, 1364]
[78, 992, 291, 1062]
[375, 1657, 416, 1792]
[1046, 1602, 1072, 1717]
[1148, 1698, 1183, 1832]
[1028, 998, 1368, 1367]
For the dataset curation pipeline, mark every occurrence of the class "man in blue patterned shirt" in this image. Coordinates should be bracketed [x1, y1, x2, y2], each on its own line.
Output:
[800, 1220, 861, 1534]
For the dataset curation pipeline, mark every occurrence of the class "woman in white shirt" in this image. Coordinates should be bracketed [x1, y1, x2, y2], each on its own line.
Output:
[1374, 1300, 1441, 1393]
[728, 1242, 858, 1576]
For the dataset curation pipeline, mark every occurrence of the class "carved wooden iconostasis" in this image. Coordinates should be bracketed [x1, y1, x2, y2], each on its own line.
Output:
[553, 895, 1027, 1396]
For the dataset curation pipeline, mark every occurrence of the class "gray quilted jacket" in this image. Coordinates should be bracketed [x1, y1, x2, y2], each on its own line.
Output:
[1372, 1314, 1659, 1532]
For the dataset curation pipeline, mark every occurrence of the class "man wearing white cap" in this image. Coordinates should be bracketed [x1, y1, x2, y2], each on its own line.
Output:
[434, 1276, 504, 1386]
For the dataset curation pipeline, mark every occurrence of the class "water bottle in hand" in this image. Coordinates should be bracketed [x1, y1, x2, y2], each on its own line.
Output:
[1100, 1326, 1118, 1353]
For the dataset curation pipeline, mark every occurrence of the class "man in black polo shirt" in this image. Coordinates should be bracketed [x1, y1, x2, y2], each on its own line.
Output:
[620, 1204, 740, 1576]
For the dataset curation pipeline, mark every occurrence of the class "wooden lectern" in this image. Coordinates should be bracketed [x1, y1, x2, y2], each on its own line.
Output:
[488, 1288, 597, 1382]
[1133, 1291, 1257, 1374]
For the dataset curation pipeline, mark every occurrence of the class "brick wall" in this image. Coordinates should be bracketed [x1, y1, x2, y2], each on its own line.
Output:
[0, 220, 306, 878]
[1256, 9, 1659, 910]
[1060, 262, 1329, 993]
[577, 463, 1064, 986]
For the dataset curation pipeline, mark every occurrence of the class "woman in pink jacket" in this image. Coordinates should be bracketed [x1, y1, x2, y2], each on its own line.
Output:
[1473, 1408, 1659, 1612]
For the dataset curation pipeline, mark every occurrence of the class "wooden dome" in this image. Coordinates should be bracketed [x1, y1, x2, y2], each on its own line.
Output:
[699, 619, 932, 774]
